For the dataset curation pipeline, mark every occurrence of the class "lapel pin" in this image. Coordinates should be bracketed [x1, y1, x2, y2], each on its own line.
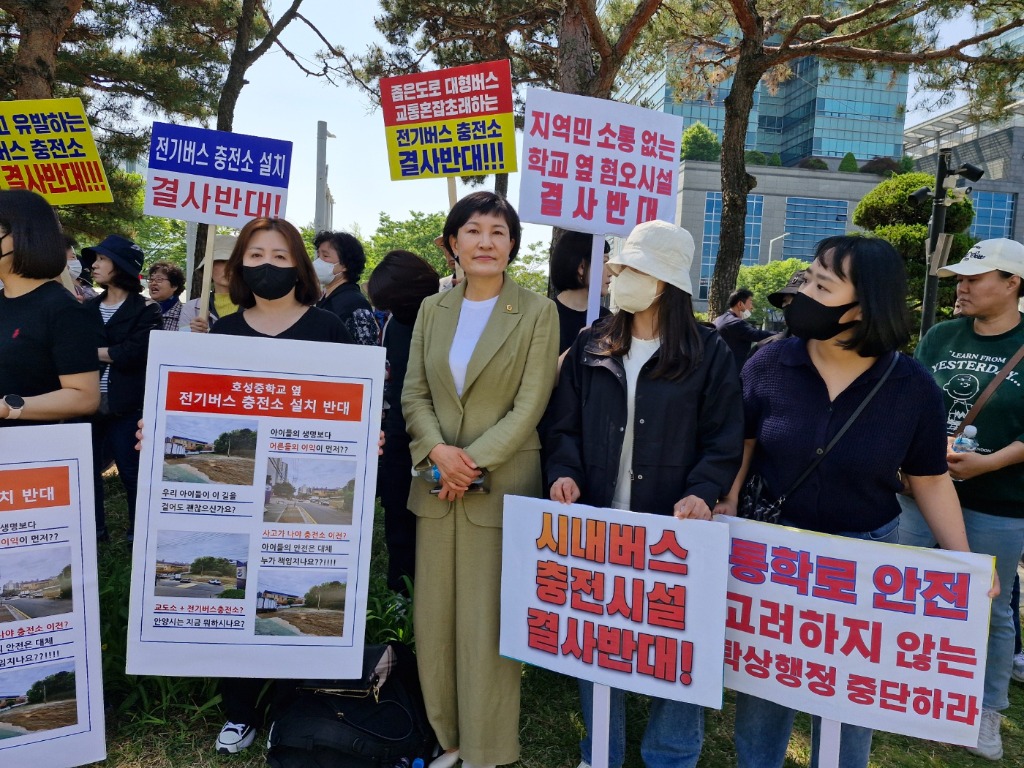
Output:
[506, 304, 513, 312]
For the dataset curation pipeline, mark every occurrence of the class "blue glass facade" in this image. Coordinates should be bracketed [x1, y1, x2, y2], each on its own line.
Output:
[783, 197, 850, 260]
[969, 191, 1016, 240]
[700, 192, 763, 300]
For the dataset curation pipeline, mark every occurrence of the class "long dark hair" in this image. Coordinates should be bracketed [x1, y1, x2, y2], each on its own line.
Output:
[592, 284, 703, 380]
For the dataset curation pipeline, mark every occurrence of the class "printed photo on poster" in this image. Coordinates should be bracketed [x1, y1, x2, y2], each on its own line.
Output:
[0, 661, 78, 740]
[152, 530, 249, 601]
[162, 414, 258, 486]
[263, 455, 356, 526]
[0, 546, 73, 621]
[255, 569, 347, 638]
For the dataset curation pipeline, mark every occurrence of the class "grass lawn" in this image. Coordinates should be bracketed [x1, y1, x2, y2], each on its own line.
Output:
[88, 476, 1023, 767]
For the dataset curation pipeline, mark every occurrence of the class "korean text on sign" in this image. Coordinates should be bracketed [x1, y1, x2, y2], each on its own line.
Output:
[722, 516, 992, 746]
[517, 88, 684, 237]
[500, 497, 729, 708]
[381, 59, 517, 181]
[0, 98, 112, 205]
[144, 122, 291, 226]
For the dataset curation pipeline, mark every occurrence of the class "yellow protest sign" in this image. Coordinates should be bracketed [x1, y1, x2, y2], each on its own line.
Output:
[0, 98, 113, 204]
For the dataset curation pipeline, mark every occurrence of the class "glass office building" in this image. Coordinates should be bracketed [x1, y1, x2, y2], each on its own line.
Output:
[699, 192, 763, 301]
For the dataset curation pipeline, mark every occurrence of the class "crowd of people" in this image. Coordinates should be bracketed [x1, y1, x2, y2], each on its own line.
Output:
[1, 185, 1022, 767]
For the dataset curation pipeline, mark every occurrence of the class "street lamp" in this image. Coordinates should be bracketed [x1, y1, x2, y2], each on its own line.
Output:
[768, 233, 790, 262]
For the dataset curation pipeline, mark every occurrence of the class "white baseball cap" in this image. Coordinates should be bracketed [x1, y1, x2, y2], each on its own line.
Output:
[197, 235, 238, 271]
[938, 238, 1024, 278]
[607, 220, 695, 294]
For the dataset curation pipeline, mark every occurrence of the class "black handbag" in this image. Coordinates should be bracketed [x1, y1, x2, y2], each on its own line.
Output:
[266, 642, 438, 768]
[739, 353, 899, 524]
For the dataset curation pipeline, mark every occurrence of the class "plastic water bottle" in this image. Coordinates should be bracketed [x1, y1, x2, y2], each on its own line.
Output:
[952, 425, 979, 453]
[951, 425, 978, 482]
[413, 760, 425, 768]
[411, 464, 486, 489]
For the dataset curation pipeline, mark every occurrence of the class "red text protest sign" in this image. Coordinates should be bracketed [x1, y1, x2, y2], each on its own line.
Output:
[723, 517, 992, 746]
[517, 88, 684, 237]
[165, 372, 363, 422]
[0, 466, 71, 512]
[500, 496, 729, 707]
[380, 60, 516, 180]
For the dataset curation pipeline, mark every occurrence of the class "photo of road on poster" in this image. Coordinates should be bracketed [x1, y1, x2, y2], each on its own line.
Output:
[162, 414, 259, 486]
[0, 546, 74, 621]
[263, 455, 357, 526]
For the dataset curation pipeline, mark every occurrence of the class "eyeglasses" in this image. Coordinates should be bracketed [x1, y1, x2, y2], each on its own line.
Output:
[148, 276, 169, 284]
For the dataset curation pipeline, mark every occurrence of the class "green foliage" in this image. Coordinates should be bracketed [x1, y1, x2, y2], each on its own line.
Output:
[800, 158, 829, 170]
[838, 152, 859, 172]
[273, 481, 295, 498]
[304, 580, 346, 610]
[218, 588, 245, 600]
[364, 210, 449, 277]
[366, 586, 415, 646]
[508, 241, 550, 294]
[853, 172, 974, 233]
[767, 153, 782, 167]
[213, 428, 257, 456]
[59, 563, 73, 600]
[27, 670, 75, 704]
[859, 156, 903, 177]
[190, 557, 235, 577]
[736, 258, 811, 325]
[744, 150, 767, 165]
[899, 155, 917, 174]
[681, 121, 721, 161]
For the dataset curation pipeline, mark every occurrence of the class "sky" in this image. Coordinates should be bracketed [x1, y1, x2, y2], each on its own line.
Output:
[155, 530, 249, 563]
[0, 546, 71, 584]
[279, 456, 357, 490]
[0, 660, 75, 698]
[225, 4, 979, 240]
[258, 567, 346, 598]
[164, 415, 258, 444]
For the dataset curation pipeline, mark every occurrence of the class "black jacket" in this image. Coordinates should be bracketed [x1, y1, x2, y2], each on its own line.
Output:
[87, 291, 162, 414]
[713, 311, 774, 371]
[317, 282, 379, 345]
[545, 322, 744, 514]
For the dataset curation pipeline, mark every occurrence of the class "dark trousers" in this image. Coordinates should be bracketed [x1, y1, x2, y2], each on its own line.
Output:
[378, 433, 416, 594]
[219, 677, 270, 726]
[91, 409, 142, 538]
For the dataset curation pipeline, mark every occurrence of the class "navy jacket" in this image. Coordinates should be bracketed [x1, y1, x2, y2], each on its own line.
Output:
[545, 321, 744, 514]
[87, 292, 162, 414]
[713, 310, 774, 371]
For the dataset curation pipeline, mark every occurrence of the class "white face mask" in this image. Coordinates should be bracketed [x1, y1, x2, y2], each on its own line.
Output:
[611, 269, 662, 314]
[740, 309, 752, 320]
[67, 260, 83, 280]
[312, 258, 337, 286]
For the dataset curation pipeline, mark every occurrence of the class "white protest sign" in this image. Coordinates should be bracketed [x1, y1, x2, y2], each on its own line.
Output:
[518, 88, 684, 237]
[0, 424, 105, 767]
[127, 333, 384, 678]
[722, 516, 993, 746]
[500, 496, 729, 707]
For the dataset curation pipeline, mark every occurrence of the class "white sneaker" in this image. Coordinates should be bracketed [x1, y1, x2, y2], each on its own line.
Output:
[577, 763, 592, 768]
[965, 708, 1003, 761]
[215, 721, 256, 754]
[1012, 651, 1024, 683]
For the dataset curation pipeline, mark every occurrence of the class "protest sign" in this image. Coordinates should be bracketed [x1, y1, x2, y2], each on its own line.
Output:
[0, 424, 105, 767]
[518, 88, 684, 237]
[0, 98, 111, 205]
[381, 59, 516, 181]
[723, 516, 993, 746]
[500, 496, 729, 707]
[127, 333, 384, 678]
[143, 122, 292, 226]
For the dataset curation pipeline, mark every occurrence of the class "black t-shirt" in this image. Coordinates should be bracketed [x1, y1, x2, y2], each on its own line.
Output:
[210, 306, 354, 343]
[555, 297, 610, 355]
[0, 281, 103, 426]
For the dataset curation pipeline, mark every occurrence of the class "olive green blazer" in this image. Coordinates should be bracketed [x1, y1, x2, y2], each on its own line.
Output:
[401, 276, 559, 527]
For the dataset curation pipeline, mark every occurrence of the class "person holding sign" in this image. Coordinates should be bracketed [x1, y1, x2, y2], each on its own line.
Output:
[208, 216, 354, 754]
[0, 189, 102, 427]
[402, 191, 559, 768]
[716, 236, 980, 768]
[179, 235, 240, 332]
[545, 219, 743, 768]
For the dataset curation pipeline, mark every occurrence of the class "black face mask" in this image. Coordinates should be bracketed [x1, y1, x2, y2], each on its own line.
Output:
[783, 292, 859, 341]
[242, 264, 297, 301]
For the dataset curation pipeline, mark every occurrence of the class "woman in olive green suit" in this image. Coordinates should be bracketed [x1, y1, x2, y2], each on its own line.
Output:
[402, 192, 559, 768]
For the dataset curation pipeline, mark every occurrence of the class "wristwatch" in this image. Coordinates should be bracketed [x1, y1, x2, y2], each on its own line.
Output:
[3, 394, 24, 420]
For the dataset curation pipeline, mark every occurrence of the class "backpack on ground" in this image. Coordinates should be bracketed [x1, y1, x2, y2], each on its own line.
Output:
[266, 642, 438, 768]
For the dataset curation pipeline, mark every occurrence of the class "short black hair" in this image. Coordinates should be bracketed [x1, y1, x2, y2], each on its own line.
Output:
[367, 250, 440, 326]
[106, 264, 144, 294]
[728, 289, 754, 308]
[441, 191, 521, 264]
[329, 231, 367, 283]
[550, 231, 609, 292]
[814, 235, 910, 357]
[0, 189, 66, 279]
[313, 230, 332, 249]
[63, 233, 79, 251]
[148, 260, 186, 296]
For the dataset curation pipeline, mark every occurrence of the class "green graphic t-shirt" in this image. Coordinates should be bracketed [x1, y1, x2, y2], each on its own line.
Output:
[915, 314, 1024, 517]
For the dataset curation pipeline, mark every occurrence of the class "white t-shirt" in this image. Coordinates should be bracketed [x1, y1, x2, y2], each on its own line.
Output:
[611, 337, 661, 511]
[449, 295, 498, 397]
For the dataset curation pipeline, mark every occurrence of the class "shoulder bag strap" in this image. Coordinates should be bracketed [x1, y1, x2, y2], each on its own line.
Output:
[779, 352, 900, 503]
[954, 342, 1024, 436]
